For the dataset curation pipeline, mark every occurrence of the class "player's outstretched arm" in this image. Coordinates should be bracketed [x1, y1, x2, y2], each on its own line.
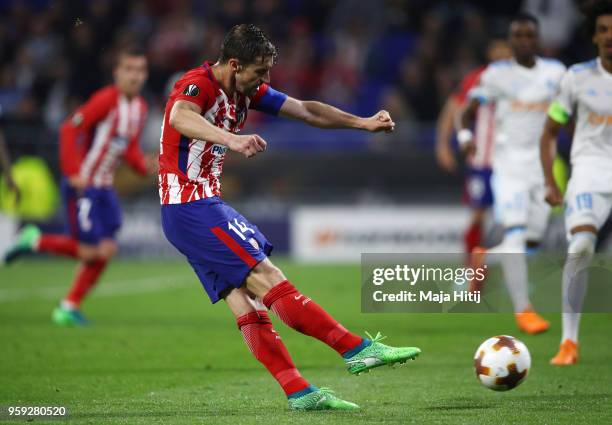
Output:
[539, 117, 563, 206]
[278, 96, 395, 132]
[169, 100, 267, 158]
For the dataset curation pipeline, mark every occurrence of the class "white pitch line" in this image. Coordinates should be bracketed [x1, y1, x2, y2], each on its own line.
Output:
[0, 275, 193, 303]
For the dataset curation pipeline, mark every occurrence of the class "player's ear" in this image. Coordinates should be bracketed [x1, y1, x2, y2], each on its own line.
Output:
[229, 59, 242, 73]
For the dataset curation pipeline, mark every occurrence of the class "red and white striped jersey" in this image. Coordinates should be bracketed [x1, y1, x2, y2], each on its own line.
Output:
[453, 67, 495, 169]
[158, 61, 287, 205]
[60, 85, 148, 187]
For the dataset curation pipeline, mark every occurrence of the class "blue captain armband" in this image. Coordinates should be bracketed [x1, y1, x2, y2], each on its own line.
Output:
[252, 86, 288, 116]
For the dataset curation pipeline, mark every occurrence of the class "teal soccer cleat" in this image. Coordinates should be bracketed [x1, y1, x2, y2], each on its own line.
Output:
[52, 306, 89, 326]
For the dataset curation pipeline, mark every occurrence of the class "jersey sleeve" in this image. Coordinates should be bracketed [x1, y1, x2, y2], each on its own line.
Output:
[123, 101, 148, 176]
[468, 66, 500, 104]
[59, 87, 117, 177]
[249, 84, 288, 116]
[172, 74, 215, 111]
[548, 70, 574, 125]
[452, 68, 483, 105]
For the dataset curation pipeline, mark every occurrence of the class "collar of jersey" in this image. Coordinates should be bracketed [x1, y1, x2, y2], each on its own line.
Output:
[511, 56, 540, 74]
[596, 57, 612, 80]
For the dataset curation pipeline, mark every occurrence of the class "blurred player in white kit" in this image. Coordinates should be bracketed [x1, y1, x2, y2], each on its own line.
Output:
[540, 1, 612, 365]
[459, 13, 566, 334]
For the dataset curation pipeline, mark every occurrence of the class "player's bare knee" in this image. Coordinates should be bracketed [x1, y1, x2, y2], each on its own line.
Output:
[246, 259, 286, 297]
[98, 240, 118, 261]
[77, 244, 98, 262]
[223, 287, 259, 318]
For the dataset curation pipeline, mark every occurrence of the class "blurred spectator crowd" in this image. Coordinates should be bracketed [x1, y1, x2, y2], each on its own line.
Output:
[0, 0, 593, 152]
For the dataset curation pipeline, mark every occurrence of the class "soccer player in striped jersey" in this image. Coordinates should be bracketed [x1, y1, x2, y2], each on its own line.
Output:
[459, 13, 566, 334]
[159, 24, 420, 411]
[3, 48, 156, 325]
[540, 1, 612, 365]
[435, 39, 511, 258]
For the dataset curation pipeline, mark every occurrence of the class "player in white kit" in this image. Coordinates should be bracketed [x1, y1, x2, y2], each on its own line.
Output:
[540, 1, 612, 365]
[459, 13, 566, 334]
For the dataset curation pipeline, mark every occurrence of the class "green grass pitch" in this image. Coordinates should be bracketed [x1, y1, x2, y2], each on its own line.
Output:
[0, 259, 611, 424]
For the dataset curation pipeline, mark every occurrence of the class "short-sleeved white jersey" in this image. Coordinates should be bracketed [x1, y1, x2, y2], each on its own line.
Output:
[470, 57, 566, 182]
[550, 58, 612, 192]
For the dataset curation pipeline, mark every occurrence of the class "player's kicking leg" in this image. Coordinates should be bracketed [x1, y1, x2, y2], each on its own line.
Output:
[4, 186, 119, 326]
[161, 197, 420, 410]
[4, 226, 111, 325]
[3, 224, 98, 264]
[246, 259, 421, 375]
[224, 286, 358, 410]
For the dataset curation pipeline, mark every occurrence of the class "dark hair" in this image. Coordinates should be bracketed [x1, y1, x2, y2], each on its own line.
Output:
[219, 24, 278, 65]
[583, 0, 612, 36]
[115, 46, 147, 66]
[509, 12, 539, 28]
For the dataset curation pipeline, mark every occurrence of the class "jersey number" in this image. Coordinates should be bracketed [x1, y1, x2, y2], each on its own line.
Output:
[77, 198, 93, 232]
[575, 193, 593, 210]
[228, 219, 254, 241]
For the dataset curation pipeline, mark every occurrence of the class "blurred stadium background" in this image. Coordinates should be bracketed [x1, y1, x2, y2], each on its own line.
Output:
[0, 0, 599, 260]
[2, 3, 612, 423]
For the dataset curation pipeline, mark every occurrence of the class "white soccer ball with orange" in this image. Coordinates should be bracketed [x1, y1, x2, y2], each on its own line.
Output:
[474, 335, 531, 391]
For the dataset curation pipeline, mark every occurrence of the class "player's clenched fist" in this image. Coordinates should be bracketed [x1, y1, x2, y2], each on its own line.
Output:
[544, 183, 563, 207]
[365, 110, 395, 133]
[228, 134, 267, 158]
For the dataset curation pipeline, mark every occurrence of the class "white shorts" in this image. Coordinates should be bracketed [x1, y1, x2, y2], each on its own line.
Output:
[564, 178, 612, 239]
[492, 173, 550, 241]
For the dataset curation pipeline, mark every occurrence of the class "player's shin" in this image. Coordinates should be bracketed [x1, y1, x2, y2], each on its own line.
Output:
[495, 227, 531, 312]
[262, 280, 365, 356]
[561, 231, 595, 343]
[63, 259, 107, 308]
[237, 310, 311, 397]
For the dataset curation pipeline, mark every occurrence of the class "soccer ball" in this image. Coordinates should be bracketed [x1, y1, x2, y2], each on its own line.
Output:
[474, 335, 531, 391]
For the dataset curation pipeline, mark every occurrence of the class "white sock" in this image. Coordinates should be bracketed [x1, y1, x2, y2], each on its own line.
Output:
[489, 227, 530, 313]
[561, 232, 595, 343]
[61, 299, 78, 311]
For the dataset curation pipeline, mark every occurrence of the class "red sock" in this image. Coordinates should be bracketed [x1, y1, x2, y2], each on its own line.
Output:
[262, 280, 363, 356]
[38, 234, 79, 258]
[464, 222, 482, 256]
[64, 260, 107, 306]
[237, 311, 310, 397]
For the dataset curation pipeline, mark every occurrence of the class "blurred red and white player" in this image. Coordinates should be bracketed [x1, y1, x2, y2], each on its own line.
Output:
[4, 48, 157, 325]
[435, 38, 512, 259]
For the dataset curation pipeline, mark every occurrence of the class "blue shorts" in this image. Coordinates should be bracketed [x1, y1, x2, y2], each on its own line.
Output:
[463, 167, 494, 208]
[161, 197, 273, 303]
[61, 178, 122, 245]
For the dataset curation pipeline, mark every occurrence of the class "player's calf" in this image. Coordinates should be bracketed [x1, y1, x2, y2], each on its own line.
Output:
[255, 269, 422, 370]
[260, 279, 365, 356]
